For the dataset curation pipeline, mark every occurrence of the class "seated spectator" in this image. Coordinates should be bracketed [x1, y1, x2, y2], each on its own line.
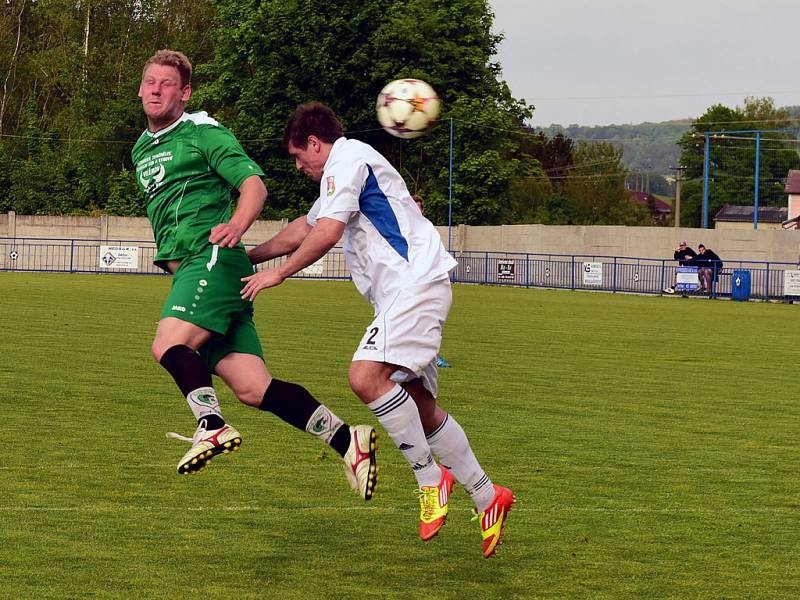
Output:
[692, 244, 723, 293]
[663, 241, 697, 294]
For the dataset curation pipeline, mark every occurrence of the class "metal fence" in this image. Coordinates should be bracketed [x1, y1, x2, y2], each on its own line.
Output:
[2, 237, 799, 301]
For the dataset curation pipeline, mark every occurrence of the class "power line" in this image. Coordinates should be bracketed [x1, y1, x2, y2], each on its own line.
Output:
[0, 132, 134, 144]
[681, 118, 799, 126]
[705, 134, 800, 144]
[532, 91, 800, 101]
[523, 172, 628, 182]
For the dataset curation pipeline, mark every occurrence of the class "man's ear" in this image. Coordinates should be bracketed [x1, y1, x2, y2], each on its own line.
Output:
[308, 135, 322, 152]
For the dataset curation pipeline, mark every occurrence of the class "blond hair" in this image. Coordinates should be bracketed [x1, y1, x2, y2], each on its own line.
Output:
[142, 50, 192, 87]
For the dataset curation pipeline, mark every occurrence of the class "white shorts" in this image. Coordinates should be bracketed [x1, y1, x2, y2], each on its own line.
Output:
[352, 276, 452, 397]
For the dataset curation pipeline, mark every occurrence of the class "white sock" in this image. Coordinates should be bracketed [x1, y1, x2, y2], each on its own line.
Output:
[368, 384, 440, 487]
[186, 386, 223, 422]
[304, 405, 344, 444]
[426, 413, 496, 513]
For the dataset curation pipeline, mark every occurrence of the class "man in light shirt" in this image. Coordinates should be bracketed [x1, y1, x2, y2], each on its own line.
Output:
[243, 102, 514, 558]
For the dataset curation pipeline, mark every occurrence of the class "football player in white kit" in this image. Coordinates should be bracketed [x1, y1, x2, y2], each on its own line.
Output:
[242, 102, 514, 557]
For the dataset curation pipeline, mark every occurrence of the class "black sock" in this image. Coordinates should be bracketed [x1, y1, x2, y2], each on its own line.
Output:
[258, 379, 323, 431]
[329, 426, 350, 457]
[160, 344, 224, 428]
[198, 415, 226, 430]
[259, 379, 350, 456]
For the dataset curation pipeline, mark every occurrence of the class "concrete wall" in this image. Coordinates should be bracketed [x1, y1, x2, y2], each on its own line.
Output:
[447, 223, 800, 264]
[4, 212, 800, 265]
[0, 213, 289, 245]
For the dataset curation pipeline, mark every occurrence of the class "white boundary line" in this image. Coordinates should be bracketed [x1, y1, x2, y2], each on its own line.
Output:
[0, 505, 791, 514]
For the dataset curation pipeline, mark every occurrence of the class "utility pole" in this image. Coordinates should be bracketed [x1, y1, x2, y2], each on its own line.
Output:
[671, 166, 685, 228]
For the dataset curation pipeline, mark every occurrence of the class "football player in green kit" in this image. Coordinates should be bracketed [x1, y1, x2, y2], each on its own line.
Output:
[132, 50, 377, 500]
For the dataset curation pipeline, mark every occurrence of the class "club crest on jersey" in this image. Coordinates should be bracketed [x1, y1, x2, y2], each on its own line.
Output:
[326, 176, 335, 196]
[139, 163, 166, 192]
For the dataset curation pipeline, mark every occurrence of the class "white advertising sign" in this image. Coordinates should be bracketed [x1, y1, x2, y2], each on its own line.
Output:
[783, 270, 800, 296]
[676, 266, 700, 292]
[100, 246, 139, 269]
[582, 262, 603, 286]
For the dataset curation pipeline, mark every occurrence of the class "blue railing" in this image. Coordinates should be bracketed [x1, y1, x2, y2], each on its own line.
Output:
[1, 237, 799, 301]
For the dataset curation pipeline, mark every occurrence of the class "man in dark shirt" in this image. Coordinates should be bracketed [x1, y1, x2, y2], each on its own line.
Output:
[663, 241, 697, 294]
[693, 244, 723, 293]
[674, 241, 697, 266]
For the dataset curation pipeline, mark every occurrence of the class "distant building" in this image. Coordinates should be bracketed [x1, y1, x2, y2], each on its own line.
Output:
[713, 204, 788, 230]
[784, 170, 800, 229]
[628, 191, 671, 225]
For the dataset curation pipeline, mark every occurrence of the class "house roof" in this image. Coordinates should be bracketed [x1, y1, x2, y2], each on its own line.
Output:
[629, 191, 672, 214]
[786, 170, 800, 194]
[714, 204, 788, 223]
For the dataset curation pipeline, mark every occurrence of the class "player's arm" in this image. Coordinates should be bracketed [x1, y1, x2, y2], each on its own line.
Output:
[210, 175, 267, 247]
[241, 217, 345, 300]
[248, 216, 313, 265]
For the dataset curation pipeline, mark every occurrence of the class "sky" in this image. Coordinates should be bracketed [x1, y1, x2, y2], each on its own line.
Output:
[489, 0, 800, 127]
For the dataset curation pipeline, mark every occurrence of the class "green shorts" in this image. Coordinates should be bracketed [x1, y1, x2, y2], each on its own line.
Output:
[160, 244, 264, 370]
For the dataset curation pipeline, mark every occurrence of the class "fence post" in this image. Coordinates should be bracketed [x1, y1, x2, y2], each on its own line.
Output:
[612, 257, 617, 293]
[754, 131, 761, 230]
[702, 132, 710, 228]
[447, 117, 454, 251]
[711, 265, 717, 299]
[484, 251, 488, 285]
[69, 239, 75, 273]
[765, 262, 770, 300]
[526, 253, 530, 288]
[571, 256, 576, 291]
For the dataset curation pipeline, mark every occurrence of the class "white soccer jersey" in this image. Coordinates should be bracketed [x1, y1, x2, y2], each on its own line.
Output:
[307, 137, 457, 309]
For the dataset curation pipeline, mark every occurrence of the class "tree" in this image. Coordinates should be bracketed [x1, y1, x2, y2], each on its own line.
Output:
[195, 0, 536, 224]
[563, 141, 649, 225]
[504, 131, 570, 223]
[0, 0, 216, 214]
[677, 97, 800, 227]
[0, 0, 539, 222]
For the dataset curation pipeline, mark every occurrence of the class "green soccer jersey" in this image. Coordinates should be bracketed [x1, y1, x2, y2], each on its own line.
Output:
[131, 111, 264, 268]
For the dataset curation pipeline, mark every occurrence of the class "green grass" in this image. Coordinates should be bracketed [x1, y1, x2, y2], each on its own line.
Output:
[1, 273, 798, 599]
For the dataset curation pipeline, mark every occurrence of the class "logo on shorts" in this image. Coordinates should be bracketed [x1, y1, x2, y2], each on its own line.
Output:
[171, 305, 186, 312]
[362, 326, 379, 351]
[326, 176, 335, 196]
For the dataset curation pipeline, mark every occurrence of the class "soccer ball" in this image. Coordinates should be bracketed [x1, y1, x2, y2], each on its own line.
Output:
[376, 78, 440, 139]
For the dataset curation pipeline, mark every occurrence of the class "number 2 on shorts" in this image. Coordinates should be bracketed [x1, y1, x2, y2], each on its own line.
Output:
[366, 327, 379, 345]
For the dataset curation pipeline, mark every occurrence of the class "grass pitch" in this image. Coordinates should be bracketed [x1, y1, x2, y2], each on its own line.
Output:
[0, 273, 798, 599]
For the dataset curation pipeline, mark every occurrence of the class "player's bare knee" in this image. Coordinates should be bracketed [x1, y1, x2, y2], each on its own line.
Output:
[348, 373, 366, 399]
[348, 368, 372, 401]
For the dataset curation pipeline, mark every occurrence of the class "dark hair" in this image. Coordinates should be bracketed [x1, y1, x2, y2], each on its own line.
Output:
[698, 244, 706, 249]
[142, 49, 192, 87]
[283, 102, 344, 149]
